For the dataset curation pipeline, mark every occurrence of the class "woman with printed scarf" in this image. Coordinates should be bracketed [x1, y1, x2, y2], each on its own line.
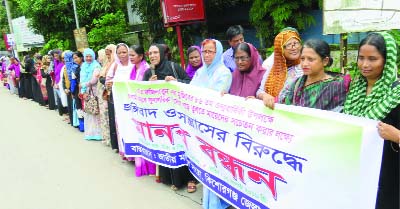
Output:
[256, 29, 303, 109]
[98, 44, 116, 146]
[344, 32, 399, 209]
[63, 51, 78, 126]
[80, 48, 102, 140]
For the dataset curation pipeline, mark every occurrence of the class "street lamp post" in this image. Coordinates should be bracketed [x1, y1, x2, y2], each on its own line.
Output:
[4, 0, 18, 59]
[72, 0, 79, 29]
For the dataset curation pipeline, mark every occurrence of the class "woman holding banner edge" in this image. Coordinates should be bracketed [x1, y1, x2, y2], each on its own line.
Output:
[191, 38, 232, 209]
[343, 32, 399, 209]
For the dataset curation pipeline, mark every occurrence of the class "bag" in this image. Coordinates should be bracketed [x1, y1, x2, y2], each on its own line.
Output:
[84, 87, 100, 115]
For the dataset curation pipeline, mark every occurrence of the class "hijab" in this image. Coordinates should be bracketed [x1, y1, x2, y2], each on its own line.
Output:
[64, 51, 78, 82]
[344, 32, 400, 120]
[185, 46, 203, 79]
[230, 43, 266, 97]
[190, 39, 231, 92]
[264, 30, 301, 97]
[100, 44, 116, 77]
[80, 48, 101, 93]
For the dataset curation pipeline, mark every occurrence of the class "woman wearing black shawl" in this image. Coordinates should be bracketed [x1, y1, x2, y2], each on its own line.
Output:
[142, 44, 190, 83]
[143, 44, 194, 191]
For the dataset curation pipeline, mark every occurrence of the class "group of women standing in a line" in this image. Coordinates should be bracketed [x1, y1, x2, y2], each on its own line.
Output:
[1, 28, 398, 209]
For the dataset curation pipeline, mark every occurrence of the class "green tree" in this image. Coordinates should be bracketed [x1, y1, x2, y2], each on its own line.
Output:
[250, 0, 321, 48]
[14, 0, 126, 50]
[87, 11, 127, 52]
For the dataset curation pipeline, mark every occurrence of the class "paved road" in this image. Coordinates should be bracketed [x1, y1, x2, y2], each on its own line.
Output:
[0, 87, 202, 209]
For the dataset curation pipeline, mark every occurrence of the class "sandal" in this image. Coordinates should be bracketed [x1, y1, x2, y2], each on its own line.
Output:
[171, 185, 179, 191]
[187, 181, 197, 193]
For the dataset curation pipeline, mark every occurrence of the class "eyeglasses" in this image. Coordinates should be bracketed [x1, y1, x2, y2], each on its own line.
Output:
[284, 41, 301, 50]
[234, 56, 250, 62]
[201, 50, 216, 55]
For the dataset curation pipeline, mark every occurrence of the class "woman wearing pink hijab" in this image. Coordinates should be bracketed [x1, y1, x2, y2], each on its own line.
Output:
[230, 42, 266, 97]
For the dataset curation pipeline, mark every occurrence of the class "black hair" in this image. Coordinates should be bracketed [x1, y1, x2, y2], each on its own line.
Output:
[358, 33, 386, 61]
[302, 39, 333, 67]
[226, 25, 244, 41]
[187, 46, 200, 56]
[73, 51, 83, 59]
[235, 42, 251, 57]
[130, 45, 145, 61]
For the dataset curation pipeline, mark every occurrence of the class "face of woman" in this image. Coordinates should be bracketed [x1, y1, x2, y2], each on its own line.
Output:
[85, 54, 93, 63]
[54, 53, 60, 61]
[73, 55, 82, 65]
[117, 45, 129, 64]
[188, 50, 201, 67]
[129, 50, 143, 65]
[202, 43, 216, 65]
[149, 46, 161, 66]
[105, 49, 112, 59]
[357, 44, 385, 81]
[283, 38, 301, 61]
[234, 49, 251, 72]
[300, 47, 328, 77]
[46, 57, 51, 63]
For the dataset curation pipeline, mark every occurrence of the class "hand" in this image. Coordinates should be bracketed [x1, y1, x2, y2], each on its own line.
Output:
[220, 91, 227, 97]
[165, 76, 176, 82]
[53, 84, 59, 89]
[65, 89, 70, 94]
[149, 75, 157, 81]
[82, 93, 88, 100]
[261, 93, 275, 109]
[377, 122, 400, 144]
[246, 96, 256, 100]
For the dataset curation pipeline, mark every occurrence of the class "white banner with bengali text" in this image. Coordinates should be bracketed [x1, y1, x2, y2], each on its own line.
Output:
[113, 80, 383, 209]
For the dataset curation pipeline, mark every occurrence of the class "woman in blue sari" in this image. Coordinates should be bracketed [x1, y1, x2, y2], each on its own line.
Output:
[191, 39, 232, 209]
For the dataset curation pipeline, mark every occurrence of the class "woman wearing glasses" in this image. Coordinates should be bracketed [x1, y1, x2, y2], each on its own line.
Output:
[190, 39, 232, 209]
[281, 39, 349, 111]
[256, 29, 303, 109]
[230, 42, 266, 97]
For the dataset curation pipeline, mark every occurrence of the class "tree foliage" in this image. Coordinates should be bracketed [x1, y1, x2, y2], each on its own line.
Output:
[13, 0, 126, 50]
[250, 0, 321, 47]
[87, 11, 127, 52]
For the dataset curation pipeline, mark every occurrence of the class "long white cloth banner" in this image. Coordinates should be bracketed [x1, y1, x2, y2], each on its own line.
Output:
[113, 81, 383, 209]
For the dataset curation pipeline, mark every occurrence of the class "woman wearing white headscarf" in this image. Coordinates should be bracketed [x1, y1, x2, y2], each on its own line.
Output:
[106, 43, 133, 152]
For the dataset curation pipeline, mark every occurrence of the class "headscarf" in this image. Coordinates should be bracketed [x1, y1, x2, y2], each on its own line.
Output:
[64, 51, 77, 81]
[185, 46, 203, 79]
[100, 44, 116, 77]
[264, 30, 301, 97]
[152, 44, 167, 71]
[190, 39, 232, 92]
[80, 48, 101, 93]
[344, 32, 400, 120]
[230, 43, 266, 97]
[53, 49, 64, 84]
[114, 43, 130, 66]
[64, 51, 78, 91]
